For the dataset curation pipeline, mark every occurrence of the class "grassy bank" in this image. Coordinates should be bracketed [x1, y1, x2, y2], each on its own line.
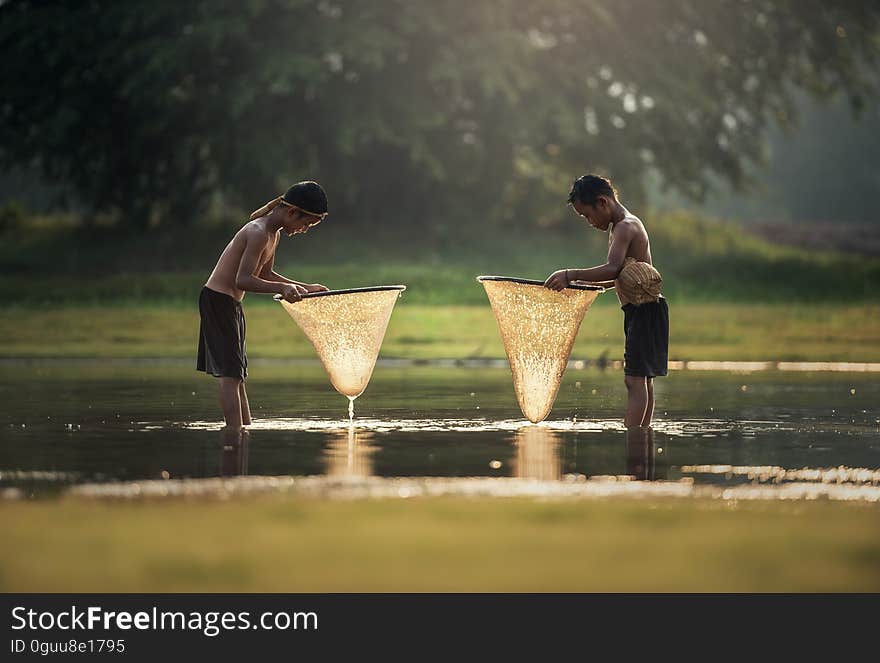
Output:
[1, 496, 877, 592]
[4, 210, 878, 361]
[2, 211, 879, 306]
[1, 302, 878, 361]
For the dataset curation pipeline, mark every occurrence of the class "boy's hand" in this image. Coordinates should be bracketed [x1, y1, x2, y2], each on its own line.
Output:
[304, 283, 330, 293]
[279, 283, 308, 302]
[543, 269, 571, 291]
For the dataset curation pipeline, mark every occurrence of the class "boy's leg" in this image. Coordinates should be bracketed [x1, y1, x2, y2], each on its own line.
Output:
[219, 377, 243, 429]
[220, 426, 248, 476]
[625, 426, 654, 480]
[238, 381, 252, 426]
[641, 377, 655, 427]
[624, 375, 649, 428]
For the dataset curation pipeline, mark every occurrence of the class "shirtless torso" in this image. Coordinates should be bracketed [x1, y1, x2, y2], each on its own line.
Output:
[610, 208, 654, 305]
[205, 220, 281, 301]
[544, 200, 656, 299]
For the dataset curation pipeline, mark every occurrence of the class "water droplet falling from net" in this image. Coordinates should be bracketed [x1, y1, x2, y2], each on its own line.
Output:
[478, 276, 603, 423]
[277, 286, 405, 408]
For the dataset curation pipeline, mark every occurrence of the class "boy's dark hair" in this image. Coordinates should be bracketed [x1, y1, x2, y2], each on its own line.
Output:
[282, 181, 328, 215]
[568, 174, 618, 206]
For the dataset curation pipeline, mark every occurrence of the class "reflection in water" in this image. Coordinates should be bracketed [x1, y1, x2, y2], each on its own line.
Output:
[4, 363, 880, 502]
[514, 426, 562, 480]
[323, 425, 378, 478]
[625, 427, 666, 481]
[220, 427, 249, 477]
[186, 417, 627, 433]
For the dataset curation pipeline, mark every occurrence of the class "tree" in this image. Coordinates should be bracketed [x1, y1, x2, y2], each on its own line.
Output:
[1, 0, 878, 232]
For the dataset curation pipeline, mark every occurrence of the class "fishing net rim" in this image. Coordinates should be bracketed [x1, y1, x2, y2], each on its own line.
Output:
[274, 285, 406, 301]
[476, 275, 605, 292]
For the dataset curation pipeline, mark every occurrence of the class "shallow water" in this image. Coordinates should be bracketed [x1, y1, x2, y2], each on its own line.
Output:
[0, 362, 878, 499]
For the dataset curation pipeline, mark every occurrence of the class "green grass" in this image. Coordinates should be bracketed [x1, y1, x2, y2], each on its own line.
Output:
[3, 209, 877, 361]
[2, 302, 878, 361]
[2, 210, 879, 306]
[1, 496, 877, 591]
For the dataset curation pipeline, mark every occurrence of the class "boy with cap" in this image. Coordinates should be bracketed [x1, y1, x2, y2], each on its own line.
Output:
[544, 174, 668, 429]
[198, 181, 330, 430]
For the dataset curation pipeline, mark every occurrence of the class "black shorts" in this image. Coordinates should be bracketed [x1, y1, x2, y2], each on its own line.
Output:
[196, 286, 248, 380]
[622, 297, 669, 378]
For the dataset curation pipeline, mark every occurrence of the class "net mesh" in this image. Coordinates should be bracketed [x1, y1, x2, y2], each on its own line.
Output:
[279, 289, 402, 399]
[480, 278, 601, 422]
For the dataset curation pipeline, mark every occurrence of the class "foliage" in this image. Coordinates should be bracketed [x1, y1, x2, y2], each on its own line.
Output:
[1, 1, 878, 231]
[0, 200, 25, 233]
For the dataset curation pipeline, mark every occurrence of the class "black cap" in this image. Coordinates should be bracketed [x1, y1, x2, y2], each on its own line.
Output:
[282, 181, 328, 215]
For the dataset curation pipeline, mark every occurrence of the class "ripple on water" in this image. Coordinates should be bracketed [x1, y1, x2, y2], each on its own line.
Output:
[176, 417, 842, 437]
[61, 474, 880, 503]
[681, 464, 880, 485]
[9, 416, 874, 503]
[179, 417, 628, 433]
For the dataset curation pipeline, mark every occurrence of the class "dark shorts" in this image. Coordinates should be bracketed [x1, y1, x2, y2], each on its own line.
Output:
[197, 286, 247, 380]
[622, 297, 669, 378]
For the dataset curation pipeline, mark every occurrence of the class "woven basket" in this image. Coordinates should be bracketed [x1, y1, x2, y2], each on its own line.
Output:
[616, 257, 662, 305]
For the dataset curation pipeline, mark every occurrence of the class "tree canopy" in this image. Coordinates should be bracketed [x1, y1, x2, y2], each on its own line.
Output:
[1, 0, 878, 231]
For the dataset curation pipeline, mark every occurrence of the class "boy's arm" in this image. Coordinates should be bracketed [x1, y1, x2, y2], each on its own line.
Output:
[573, 280, 615, 288]
[264, 270, 329, 293]
[258, 252, 329, 293]
[544, 223, 632, 290]
[235, 232, 307, 301]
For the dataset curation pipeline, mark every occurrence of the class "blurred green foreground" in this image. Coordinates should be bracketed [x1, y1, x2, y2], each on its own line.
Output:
[2, 497, 878, 592]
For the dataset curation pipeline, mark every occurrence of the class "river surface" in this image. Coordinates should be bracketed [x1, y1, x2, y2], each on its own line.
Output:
[1, 362, 878, 499]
